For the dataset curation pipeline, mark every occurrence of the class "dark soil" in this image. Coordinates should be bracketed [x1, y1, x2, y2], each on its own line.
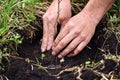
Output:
[1, 14, 120, 80]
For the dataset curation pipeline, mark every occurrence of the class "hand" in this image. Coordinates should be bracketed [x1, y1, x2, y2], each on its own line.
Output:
[52, 11, 100, 58]
[41, 0, 71, 52]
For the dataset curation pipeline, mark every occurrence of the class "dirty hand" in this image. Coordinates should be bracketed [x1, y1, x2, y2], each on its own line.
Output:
[52, 11, 100, 58]
[41, 0, 71, 52]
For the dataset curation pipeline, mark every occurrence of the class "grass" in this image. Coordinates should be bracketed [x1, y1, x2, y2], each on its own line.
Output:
[0, 0, 41, 71]
[107, 0, 120, 27]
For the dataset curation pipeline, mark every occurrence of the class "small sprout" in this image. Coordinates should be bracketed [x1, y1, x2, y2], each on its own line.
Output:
[38, 65, 48, 73]
[117, 55, 120, 59]
[85, 61, 91, 65]
[25, 58, 30, 63]
[41, 53, 46, 60]
[85, 61, 91, 68]
[60, 58, 65, 63]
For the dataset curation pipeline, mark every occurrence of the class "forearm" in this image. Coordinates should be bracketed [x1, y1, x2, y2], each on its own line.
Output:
[82, 0, 115, 22]
[53, 0, 71, 3]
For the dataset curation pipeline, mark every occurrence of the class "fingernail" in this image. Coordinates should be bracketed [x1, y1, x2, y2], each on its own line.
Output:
[47, 46, 51, 50]
[41, 48, 45, 52]
[52, 51, 56, 55]
[58, 55, 62, 58]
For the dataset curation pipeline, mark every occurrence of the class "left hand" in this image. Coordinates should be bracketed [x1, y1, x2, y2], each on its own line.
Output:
[52, 11, 100, 58]
[41, 0, 71, 52]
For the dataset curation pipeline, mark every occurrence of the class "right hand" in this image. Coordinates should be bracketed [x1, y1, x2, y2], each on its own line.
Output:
[41, 0, 72, 52]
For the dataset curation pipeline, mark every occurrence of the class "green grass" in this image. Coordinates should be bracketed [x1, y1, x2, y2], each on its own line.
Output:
[0, 0, 41, 71]
[107, 0, 120, 27]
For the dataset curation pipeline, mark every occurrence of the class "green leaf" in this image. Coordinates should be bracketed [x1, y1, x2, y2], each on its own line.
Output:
[38, 65, 48, 73]
[41, 53, 46, 60]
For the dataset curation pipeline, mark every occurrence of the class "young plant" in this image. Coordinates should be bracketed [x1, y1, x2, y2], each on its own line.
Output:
[40, 53, 46, 60]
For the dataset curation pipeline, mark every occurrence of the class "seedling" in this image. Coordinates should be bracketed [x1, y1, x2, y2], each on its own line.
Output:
[38, 65, 48, 73]
[85, 61, 91, 68]
[40, 53, 46, 60]
[25, 58, 31, 63]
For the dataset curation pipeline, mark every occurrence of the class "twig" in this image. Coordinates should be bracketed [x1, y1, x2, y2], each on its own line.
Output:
[51, 0, 62, 64]
[10, 56, 35, 63]
[101, 30, 109, 49]
[94, 70, 109, 80]
[0, 75, 3, 80]
[76, 67, 83, 80]
[52, 66, 78, 77]
[53, 0, 62, 30]
[101, 74, 109, 80]
[114, 31, 120, 55]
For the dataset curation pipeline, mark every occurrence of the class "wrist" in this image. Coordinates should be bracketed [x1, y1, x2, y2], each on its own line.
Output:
[81, 0, 114, 23]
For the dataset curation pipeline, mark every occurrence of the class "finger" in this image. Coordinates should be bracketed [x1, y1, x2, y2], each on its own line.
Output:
[41, 18, 49, 52]
[57, 35, 84, 58]
[67, 52, 74, 57]
[69, 38, 90, 57]
[52, 21, 74, 49]
[52, 29, 79, 55]
[47, 22, 57, 50]
[52, 25, 69, 49]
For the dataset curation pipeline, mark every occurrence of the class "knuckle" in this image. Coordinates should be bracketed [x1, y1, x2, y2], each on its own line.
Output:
[80, 34, 86, 40]
[67, 21, 75, 27]
[57, 36, 61, 41]
[59, 17, 64, 22]
[74, 30, 80, 36]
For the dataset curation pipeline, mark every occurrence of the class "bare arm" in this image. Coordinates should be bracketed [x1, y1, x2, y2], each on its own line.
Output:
[83, 0, 115, 23]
